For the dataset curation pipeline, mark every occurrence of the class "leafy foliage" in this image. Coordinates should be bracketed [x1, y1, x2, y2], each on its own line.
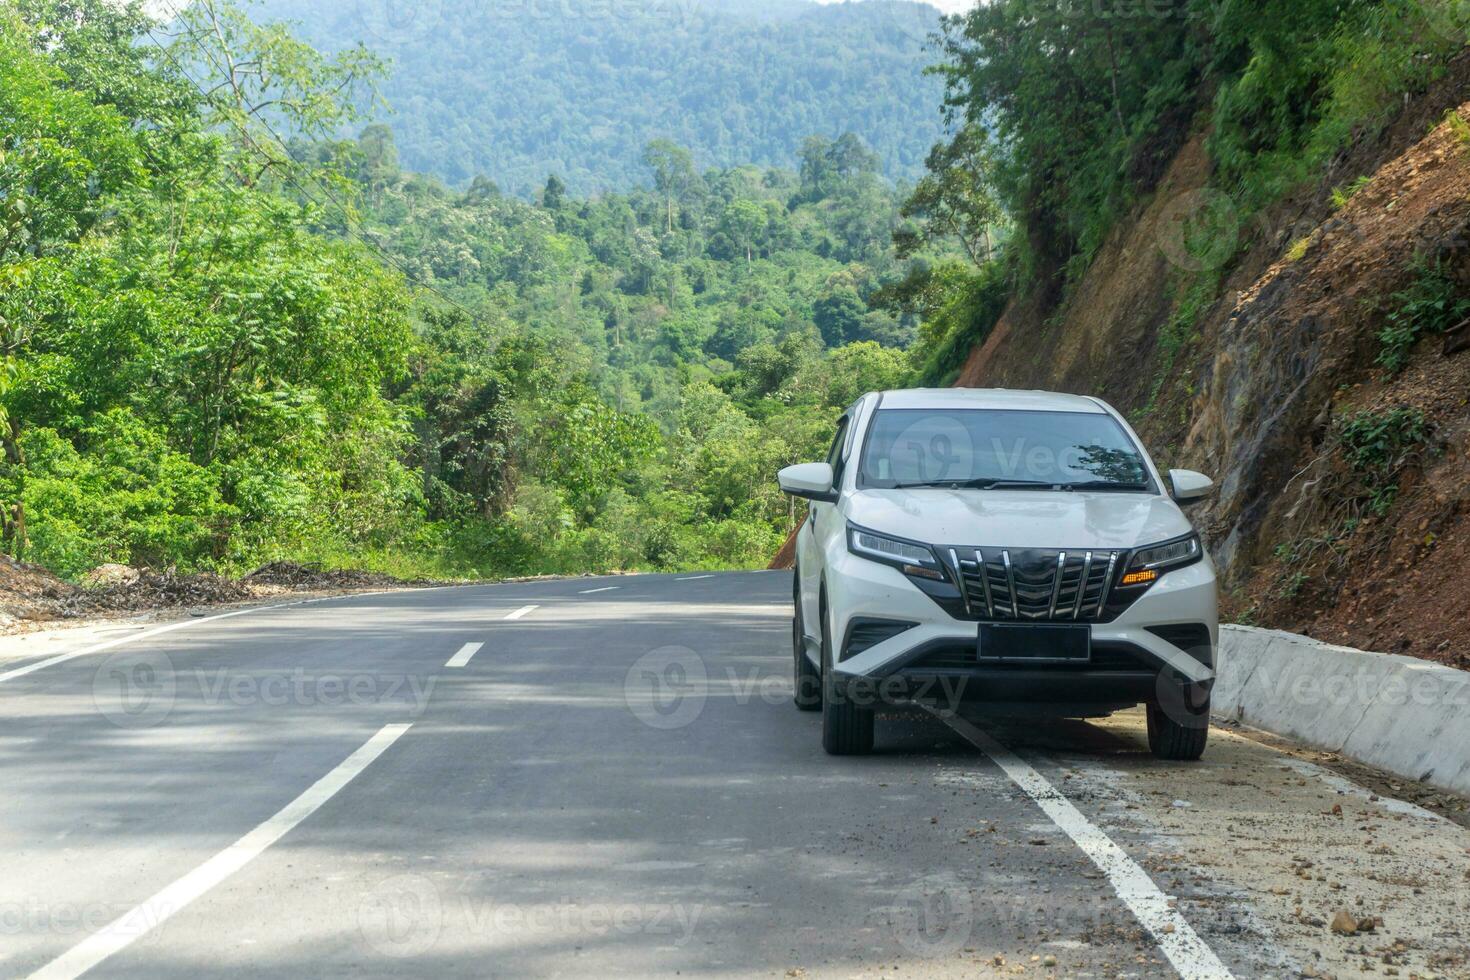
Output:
[0, 0, 956, 580]
[925, 0, 1470, 291]
[1378, 256, 1470, 373]
[1336, 407, 1432, 516]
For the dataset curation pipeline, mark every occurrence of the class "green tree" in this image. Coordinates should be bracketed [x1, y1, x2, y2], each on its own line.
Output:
[642, 139, 697, 234]
[719, 199, 766, 265]
[896, 123, 1005, 266]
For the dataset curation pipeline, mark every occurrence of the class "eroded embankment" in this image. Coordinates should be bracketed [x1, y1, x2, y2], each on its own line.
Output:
[957, 54, 1470, 669]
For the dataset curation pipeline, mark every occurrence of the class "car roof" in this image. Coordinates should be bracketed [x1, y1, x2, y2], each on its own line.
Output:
[874, 388, 1109, 414]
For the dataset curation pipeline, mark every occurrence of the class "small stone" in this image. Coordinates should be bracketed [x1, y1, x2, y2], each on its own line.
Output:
[1330, 910, 1358, 935]
[1041, 954, 1057, 968]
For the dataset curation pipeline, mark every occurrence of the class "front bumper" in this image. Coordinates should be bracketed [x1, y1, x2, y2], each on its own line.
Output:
[824, 547, 1218, 711]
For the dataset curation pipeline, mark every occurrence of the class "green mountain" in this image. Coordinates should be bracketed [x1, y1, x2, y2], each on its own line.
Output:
[253, 0, 947, 195]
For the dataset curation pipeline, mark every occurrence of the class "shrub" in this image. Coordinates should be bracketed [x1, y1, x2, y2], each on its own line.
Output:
[1335, 407, 1432, 515]
[1378, 257, 1470, 373]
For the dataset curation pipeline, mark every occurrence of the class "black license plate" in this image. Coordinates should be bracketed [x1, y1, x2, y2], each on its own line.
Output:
[978, 623, 1092, 663]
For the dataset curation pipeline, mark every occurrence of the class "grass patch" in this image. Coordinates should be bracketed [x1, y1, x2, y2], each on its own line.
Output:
[1139, 271, 1220, 418]
[1377, 256, 1470, 372]
[1336, 407, 1433, 515]
[1330, 175, 1374, 210]
[1444, 107, 1470, 147]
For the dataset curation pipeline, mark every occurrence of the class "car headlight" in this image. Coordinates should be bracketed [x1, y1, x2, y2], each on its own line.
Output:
[846, 525, 946, 581]
[1120, 532, 1202, 586]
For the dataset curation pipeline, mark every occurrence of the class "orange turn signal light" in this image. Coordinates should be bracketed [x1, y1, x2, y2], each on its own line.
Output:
[1121, 569, 1158, 586]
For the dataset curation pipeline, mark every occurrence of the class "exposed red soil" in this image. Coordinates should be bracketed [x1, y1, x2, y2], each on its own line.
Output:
[952, 52, 1470, 669]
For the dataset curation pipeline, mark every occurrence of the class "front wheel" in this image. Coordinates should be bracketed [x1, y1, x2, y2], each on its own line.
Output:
[1146, 694, 1210, 761]
[820, 595, 873, 755]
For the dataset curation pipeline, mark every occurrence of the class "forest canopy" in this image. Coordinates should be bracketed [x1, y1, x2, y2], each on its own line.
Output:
[0, 0, 966, 581]
[251, 0, 948, 195]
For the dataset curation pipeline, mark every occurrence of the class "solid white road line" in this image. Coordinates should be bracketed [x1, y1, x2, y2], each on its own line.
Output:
[0, 588, 446, 686]
[0, 598, 343, 686]
[932, 712, 1236, 980]
[28, 723, 413, 980]
[675, 575, 716, 581]
[577, 587, 619, 594]
[504, 605, 539, 620]
[445, 642, 484, 668]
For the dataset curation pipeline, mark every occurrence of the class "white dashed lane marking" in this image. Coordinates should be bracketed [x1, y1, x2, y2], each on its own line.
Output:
[445, 642, 484, 668]
[504, 605, 539, 619]
[577, 587, 619, 594]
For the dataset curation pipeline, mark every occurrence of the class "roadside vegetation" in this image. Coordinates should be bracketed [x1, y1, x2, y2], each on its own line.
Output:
[0, 0, 958, 582]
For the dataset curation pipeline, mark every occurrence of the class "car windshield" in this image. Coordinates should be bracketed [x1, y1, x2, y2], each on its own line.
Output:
[857, 408, 1153, 491]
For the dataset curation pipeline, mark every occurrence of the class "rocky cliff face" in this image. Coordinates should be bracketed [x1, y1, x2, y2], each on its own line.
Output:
[958, 54, 1470, 668]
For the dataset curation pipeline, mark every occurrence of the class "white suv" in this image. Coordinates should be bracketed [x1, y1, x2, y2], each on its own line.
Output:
[779, 388, 1218, 759]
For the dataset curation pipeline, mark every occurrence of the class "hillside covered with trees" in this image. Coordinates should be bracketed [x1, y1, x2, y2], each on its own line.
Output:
[0, 0, 968, 582]
[253, 0, 948, 195]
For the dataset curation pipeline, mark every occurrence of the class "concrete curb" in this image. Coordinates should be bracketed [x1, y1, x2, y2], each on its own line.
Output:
[1215, 625, 1470, 797]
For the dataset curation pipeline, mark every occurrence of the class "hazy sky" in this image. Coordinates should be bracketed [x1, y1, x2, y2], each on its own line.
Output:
[813, 0, 978, 14]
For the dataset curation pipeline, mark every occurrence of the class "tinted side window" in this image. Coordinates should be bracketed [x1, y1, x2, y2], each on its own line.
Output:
[826, 417, 850, 483]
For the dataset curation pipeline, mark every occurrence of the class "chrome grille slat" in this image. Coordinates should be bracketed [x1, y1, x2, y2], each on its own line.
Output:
[974, 548, 994, 618]
[1046, 553, 1066, 619]
[1073, 552, 1093, 619]
[1001, 550, 1018, 618]
[1098, 552, 1119, 615]
[947, 548, 972, 618]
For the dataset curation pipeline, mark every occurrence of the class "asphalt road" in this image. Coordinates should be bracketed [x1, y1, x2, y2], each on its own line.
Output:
[2, 572, 1467, 979]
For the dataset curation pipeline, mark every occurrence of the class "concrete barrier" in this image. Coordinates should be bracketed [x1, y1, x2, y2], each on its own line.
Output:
[1215, 625, 1470, 797]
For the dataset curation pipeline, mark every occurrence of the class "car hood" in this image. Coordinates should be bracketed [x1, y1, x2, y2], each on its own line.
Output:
[846, 488, 1193, 551]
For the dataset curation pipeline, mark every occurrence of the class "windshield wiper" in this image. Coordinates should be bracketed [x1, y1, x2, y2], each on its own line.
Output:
[1060, 480, 1150, 492]
[887, 478, 1058, 491]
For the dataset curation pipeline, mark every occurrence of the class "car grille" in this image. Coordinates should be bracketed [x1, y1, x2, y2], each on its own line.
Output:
[942, 548, 1123, 622]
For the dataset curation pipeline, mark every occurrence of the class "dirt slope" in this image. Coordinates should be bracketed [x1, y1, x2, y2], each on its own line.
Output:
[957, 55, 1470, 668]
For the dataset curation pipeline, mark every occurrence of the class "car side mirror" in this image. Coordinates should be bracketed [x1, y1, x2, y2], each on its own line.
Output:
[778, 462, 837, 503]
[1168, 469, 1214, 504]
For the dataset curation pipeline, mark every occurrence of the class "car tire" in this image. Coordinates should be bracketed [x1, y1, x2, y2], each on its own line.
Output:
[1146, 693, 1210, 761]
[793, 572, 821, 711]
[819, 592, 874, 755]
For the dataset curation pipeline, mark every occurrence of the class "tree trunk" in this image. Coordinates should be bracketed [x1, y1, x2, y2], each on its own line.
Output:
[1105, 25, 1127, 137]
[2, 417, 25, 556]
